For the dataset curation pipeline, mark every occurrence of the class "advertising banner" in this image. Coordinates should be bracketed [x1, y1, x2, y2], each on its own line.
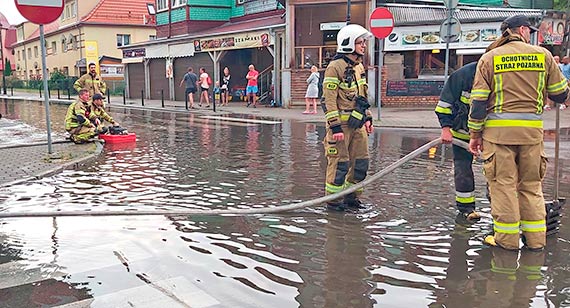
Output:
[538, 18, 565, 45]
[193, 31, 271, 52]
[384, 22, 502, 51]
[85, 40, 100, 74]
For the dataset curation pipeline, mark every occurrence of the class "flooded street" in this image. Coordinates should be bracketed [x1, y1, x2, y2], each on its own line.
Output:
[1, 99, 570, 307]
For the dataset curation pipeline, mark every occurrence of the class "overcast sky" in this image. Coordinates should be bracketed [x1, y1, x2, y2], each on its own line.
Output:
[0, 2, 28, 25]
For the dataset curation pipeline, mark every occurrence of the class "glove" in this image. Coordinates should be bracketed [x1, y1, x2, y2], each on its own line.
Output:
[347, 96, 371, 129]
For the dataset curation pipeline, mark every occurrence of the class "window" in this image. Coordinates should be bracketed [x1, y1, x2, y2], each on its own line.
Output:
[149, 35, 156, 41]
[27, 48, 31, 59]
[17, 50, 20, 61]
[62, 40, 67, 52]
[116, 34, 131, 47]
[51, 41, 57, 54]
[156, 0, 168, 11]
[70, 1, 77, 17]
[236, 0, 246, 4]
[17, 27, 24, 41]
[172, 0, 185, 7]
[34, 46, 38, 58]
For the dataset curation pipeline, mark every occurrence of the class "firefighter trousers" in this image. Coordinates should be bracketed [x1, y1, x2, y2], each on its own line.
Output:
[68, 126, 96, 143]
[482, 140, 547, 250]
[323, 123, 369, 201]
[453, 140, 475, 213]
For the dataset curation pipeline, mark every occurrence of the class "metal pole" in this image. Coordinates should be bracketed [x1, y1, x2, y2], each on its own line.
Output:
[443, 3, 452, 80]
[57, 88, 60, 99]
[123, 89, 126, 105]
[161, 89, 164, 108]
[141, 90, 144, 106]
[39, 25, 53, 154]
[346, 0, 351, 24]
[377, 39, 384, 119]
[0, 28, 6, 95]
[106, 88, 111, 105]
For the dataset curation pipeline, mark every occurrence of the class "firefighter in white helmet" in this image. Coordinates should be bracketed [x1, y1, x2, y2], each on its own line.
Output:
[322, 24, 374, 211]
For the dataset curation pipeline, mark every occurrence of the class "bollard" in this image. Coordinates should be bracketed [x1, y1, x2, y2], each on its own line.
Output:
[39, 86, 42, 98]
[123, 89, 126, 105]
[213, 95, 216, 113]
[185, 93, 188, 110]
[141, 90, 144, 106]
[161, 89, 164, 108]
[10, 87, 13, 96]
[67, 87, 71, 100]
[48, 87, 51, 98]
[106, 88, 111, 105]
[57, 88, 60, 99]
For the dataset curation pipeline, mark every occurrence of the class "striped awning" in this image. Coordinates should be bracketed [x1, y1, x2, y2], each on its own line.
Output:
[384, 4, 544, 26]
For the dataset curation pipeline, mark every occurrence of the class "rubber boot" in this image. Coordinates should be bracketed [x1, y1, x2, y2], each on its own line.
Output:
[344, 193, 365, 209]
[455, 209, 481, 226]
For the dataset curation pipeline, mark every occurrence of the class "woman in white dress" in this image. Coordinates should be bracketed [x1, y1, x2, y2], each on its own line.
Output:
[303, 65, 320, 114]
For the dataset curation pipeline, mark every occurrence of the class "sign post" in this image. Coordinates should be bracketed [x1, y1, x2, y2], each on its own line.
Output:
[369, 7, 394, 120]
[15, 0, 64, 154]
[442, 0, 459, 81]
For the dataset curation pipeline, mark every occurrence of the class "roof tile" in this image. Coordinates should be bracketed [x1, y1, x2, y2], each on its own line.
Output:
[82, 0, 155, 25]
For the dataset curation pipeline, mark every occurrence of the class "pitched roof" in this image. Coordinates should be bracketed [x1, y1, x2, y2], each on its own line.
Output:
[82, 0, 154, 25]
[384, 3, 543, 26]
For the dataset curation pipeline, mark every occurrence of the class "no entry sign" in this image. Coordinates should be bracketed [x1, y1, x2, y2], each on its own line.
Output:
[15, 0, 64, 25]
[369, 8, 394, 39]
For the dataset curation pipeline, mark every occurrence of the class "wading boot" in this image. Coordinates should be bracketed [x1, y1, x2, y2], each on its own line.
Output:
[326, 201, 347, 212]
[344, 193, 366, 210]
[455, 210, 481, 226]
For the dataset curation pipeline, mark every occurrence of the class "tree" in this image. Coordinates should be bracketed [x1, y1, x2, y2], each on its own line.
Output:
[3, 58, 12, 77]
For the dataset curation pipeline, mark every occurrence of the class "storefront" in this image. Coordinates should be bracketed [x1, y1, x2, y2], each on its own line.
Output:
[380, 4, 544, 107]
[121, 19, 285, 102]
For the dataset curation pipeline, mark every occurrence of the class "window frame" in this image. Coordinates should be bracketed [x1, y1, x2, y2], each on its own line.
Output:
[116, 34, 131, 47]
[156, 0, 168, 12]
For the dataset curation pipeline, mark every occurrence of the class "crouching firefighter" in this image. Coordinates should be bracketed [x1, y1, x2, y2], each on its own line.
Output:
[65, 89, 97, 144]
[322, 24, 374, 211]
[435, 61, 482, 225]
[90, 93, 120, 134]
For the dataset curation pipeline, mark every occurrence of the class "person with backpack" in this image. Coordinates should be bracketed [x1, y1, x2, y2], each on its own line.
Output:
[199, 67, 211, 108]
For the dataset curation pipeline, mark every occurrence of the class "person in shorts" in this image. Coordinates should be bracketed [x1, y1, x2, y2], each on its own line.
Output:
[179, 67, 198, 109]
[199, 67, 211, 108]
[245, 64, 259, 108]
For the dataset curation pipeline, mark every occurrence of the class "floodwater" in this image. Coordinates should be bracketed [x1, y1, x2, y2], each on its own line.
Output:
[1, 99, 570, 307]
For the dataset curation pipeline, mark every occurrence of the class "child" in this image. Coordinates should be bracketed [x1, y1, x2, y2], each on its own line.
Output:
[213, 81, 221, 105]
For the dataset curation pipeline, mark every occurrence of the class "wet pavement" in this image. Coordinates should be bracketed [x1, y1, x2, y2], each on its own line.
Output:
[1, 97, 570, 307]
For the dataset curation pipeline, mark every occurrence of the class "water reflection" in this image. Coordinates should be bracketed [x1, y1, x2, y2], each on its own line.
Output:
[1, 99, 570, 307]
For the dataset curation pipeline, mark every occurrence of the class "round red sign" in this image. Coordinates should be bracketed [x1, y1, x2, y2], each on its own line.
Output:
[369, 8, 394, 39]
[15, 0, 64, 25]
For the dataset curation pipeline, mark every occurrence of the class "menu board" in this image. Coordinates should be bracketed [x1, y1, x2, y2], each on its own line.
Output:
[385, 22, 502, 51]
[386, 80, 445, 97]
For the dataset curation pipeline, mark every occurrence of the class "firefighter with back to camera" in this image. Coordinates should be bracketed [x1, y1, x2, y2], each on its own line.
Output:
[322, 24, 374, 211]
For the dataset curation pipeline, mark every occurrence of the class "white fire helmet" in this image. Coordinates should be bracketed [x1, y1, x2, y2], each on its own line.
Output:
[336, 24, 372, 54]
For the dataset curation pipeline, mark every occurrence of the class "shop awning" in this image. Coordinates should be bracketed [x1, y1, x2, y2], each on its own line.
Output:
[169, 43, 194, 58]
[456, 49, 486, 55]
[122, 57, 143, 64]
[384, 4, 543, 26]
[146, 44, 168, 59]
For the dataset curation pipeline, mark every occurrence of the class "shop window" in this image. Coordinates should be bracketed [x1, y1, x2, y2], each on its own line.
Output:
[117, 34, 131, 47]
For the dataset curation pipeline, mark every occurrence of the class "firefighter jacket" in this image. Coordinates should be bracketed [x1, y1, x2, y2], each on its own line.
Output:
[90, 103, 114, 124]
[74, 72, 107, 98]
[468, 34, 569, 145]
[435, 61, 477, 141]
[65, 99, 95, 131]
[322, 55, 372, 130]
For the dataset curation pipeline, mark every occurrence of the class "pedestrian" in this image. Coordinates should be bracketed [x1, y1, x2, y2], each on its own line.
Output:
[179, 67, 198, 109]
[74, 62, 107, 100]
[198, 67, 211, 108]
[322, 24, 374, 211]
[435, 61, 482, 225]
[303, 65, 320, 114]
[90, 93, 119, 133]
[64, 89, 96, 144]
[213, 81, 221, 105]
[468, 15, 569, 251]
[245, 64, 259, 108]
[221, 67, 231, 106]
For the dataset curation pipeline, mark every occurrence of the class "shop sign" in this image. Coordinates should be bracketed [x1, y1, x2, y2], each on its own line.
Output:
[538, 18, 565, 45]
[123, 48, 146, 58]
[384, 22, 501, 52]
[193, 31, 271, 52]
[100, 65, 124, 77]
[320, 22, 346, 31]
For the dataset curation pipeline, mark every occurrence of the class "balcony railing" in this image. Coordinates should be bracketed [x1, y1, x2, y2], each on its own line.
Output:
[294, 45, 337, 69]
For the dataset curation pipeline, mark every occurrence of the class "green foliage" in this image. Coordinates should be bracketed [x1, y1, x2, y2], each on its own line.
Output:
[554, 0, 567, 10]
[3, 58, 12, 76]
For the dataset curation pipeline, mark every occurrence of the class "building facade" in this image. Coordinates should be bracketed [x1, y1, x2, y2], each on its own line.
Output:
[10, 0, 155, 82]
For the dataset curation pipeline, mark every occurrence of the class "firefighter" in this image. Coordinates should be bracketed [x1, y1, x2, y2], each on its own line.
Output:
[65, 89, 97, 144]
[74, 62, 107, 99]
[468, 15, 569, 250]
[322, 24, 374, 211]
[90, 93, 119, 133]
[435, 61, 482, 225]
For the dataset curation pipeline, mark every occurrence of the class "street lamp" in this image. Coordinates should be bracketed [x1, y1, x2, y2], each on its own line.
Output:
[0, 26, 6, 95]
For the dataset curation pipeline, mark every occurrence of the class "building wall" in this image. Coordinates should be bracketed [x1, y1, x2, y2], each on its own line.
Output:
[83, 25, 155, 60]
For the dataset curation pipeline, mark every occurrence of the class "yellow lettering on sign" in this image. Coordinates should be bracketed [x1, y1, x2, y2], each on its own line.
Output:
[494, 54, 545, 73]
